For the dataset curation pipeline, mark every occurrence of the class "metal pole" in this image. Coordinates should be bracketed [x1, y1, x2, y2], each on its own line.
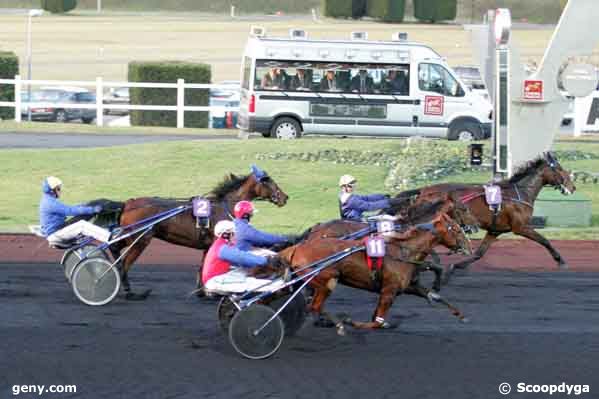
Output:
[26, 14, 32, 122]
[97, 0, 102, 13]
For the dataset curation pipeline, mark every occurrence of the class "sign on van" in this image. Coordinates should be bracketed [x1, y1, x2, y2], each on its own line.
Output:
[523, 80, 543, 101]
[424, 96, 444, 116]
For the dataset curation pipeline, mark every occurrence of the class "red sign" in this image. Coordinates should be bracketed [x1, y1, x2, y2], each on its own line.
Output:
[424, 96, 444, 116]
[523, 80, 543, 100]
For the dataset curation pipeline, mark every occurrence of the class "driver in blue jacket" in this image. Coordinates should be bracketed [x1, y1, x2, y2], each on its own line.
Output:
[39, 176, 109, 246]
[233, 200, 288, 253]
[338, 174, 392, 221]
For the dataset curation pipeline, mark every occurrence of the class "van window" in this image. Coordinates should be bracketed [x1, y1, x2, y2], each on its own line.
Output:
[418, 63, 464, 97]
[242, 57, 252, 90]
[253, 60, 410, 94]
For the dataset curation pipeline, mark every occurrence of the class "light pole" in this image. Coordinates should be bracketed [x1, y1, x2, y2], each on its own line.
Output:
[26, 9, 43, 122]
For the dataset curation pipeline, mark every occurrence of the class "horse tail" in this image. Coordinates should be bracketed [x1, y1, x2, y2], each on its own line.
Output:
[395, 188, 421, 199]
[86, 198, 125, 228]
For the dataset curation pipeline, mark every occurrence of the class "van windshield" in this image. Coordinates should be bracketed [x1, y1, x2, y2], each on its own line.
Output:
[254, 60, 410, 95]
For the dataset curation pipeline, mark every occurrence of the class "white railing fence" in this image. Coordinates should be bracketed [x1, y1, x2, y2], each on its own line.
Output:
[0, 75, 240, 128]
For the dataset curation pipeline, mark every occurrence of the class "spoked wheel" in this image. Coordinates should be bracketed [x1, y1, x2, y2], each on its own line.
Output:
[71, 258, 121, 306]
[62, 244, 107, 281]
[229, 304, 284, 360]
[268, 291, 307, 337]
[217, 296, 238, 333]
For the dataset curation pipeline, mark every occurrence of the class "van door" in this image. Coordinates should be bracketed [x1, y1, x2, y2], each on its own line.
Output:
[415, 62, 469, 138]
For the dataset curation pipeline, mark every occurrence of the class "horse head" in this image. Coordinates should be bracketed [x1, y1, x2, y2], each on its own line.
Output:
[432, 213, 472, 256]
[446, 192, 479, 234]
[249, 164, 288, 207]
[543, 152, 576, 195]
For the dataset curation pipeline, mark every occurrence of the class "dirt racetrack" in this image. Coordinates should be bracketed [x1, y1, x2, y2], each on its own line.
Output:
[0, 235, 598, 398]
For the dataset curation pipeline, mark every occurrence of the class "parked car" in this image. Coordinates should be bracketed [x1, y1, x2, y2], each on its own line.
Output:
[23, 87, 96, 123]
[209, 82, 240, 129]
[103, 87, 129, 115]
[453, 65, 490, 101]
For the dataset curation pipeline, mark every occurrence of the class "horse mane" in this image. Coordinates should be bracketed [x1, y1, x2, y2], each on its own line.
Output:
[209, 173, 252, 199]
[508, 155, 548, 184]
[405, 199, 446, 224]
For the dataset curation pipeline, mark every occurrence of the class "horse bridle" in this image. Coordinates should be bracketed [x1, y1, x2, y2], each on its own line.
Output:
[258, 176, 284, 205]
[420, 218, 470, 255]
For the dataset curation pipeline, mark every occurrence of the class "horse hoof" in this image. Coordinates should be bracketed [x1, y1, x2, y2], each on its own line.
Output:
[313, 316, 335, 328]
[460, 317, 470, 324]
[558, 262, 569, 271]
[336, 325, 346, 336]
[380, 322, 397, 329]
[125, 289, 152, 301]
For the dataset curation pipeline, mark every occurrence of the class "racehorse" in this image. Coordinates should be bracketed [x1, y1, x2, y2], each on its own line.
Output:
[104, 166, 288, 299]
[279, 212, 472, 335]
[404, 152, 575, 277]
[299, 192, 478, 292]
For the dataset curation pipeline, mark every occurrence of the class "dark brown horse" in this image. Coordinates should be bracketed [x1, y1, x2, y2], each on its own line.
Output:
[299, 192, 478, 291]
[107, 169, 288, 299]
[404, 152, 575, 275]
[279, 212, 472, 335]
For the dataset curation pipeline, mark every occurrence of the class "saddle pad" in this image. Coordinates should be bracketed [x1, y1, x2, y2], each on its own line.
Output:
[192, 197, 211, 218]
[366, 236, 386, 258]
[376, 220, 394, 234]
[484, 184, 502, 206]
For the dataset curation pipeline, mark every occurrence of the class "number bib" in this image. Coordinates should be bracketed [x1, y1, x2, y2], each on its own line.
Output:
[484, 185, 502, 206]
[192, 197, 211, 218]
[377, 220, 394, 235]
[366, 236, 386, 258]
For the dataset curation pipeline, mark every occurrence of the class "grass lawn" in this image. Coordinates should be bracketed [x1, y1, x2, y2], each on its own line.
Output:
[0, 13, 565, 83]
[1, 138, 598, 239]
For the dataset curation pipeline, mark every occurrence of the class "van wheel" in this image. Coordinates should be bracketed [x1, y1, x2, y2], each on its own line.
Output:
[448, 121, 482, 141]
[54, 110, 67, 123]
[270, 117, 301, 139]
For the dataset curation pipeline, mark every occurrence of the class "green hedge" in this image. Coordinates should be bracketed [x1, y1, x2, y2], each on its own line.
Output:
[322, 0, 352, 18]
[352, 0, 367, 18]
[41, 0, 78, 13]
[367, 0, 405, 22]
[413, 0, 456, 22]
[128, 61, 211, 128]
[0, 51, 18, 121]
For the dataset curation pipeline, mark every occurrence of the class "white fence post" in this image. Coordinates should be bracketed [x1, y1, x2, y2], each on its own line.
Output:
[231, 5, 235, 18]
[14, 75, 22, 122]
[177, 78, 184, 129]
[96, 77, 104, 127]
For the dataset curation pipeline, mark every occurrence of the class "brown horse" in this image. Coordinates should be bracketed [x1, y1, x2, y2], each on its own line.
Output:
[299, 192, 478, 292]
[108, 169, 288, 299]
[404, 152, 575, 276]
[279, 212, 472, 335]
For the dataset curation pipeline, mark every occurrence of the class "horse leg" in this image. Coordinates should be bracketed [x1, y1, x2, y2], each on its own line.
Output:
[349, 284, 399, 330]
[404, 284, 468, 323]
[513, 226, 568, 269]
[444, 232, 500, 284]
[309, 276, 346, 336]
[121, 234, 154, 300]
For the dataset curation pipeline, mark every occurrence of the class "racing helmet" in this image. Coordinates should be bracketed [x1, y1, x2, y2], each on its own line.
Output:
[46, 176, 63, 190]
[233, 200, 256, 219]
[214, 220, 235, 237]
[338, 174, 357, 187]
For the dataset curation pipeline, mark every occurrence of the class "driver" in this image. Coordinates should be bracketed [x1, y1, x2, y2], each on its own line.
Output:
[233, 200, 288, 253]
[202, 220, 285, 293]
[39, 176, 109, 246]
[338, 174, 395, 221]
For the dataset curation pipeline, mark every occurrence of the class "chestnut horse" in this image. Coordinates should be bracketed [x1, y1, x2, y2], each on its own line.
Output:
[107, 168, 288, 299]
[279, 212, 472, 335]
[403, 152, 575, 277]
[299, 192, 478, 292]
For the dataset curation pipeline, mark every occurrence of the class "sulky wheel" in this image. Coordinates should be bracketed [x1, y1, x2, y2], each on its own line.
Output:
[217, 296, 238, 333]
[62, 244, 107, 281]
[268, 291, 307, 337]
[228, 304, 284, 360]
[71, 257, 121, 306]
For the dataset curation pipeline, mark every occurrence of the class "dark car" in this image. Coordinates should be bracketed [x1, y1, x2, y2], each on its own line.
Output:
[103, 87, 129, 115]
[23, 87, 96, 123]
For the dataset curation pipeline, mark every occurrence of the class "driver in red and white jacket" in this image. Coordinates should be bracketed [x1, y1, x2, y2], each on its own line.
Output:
[201, 220, 285, 293]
